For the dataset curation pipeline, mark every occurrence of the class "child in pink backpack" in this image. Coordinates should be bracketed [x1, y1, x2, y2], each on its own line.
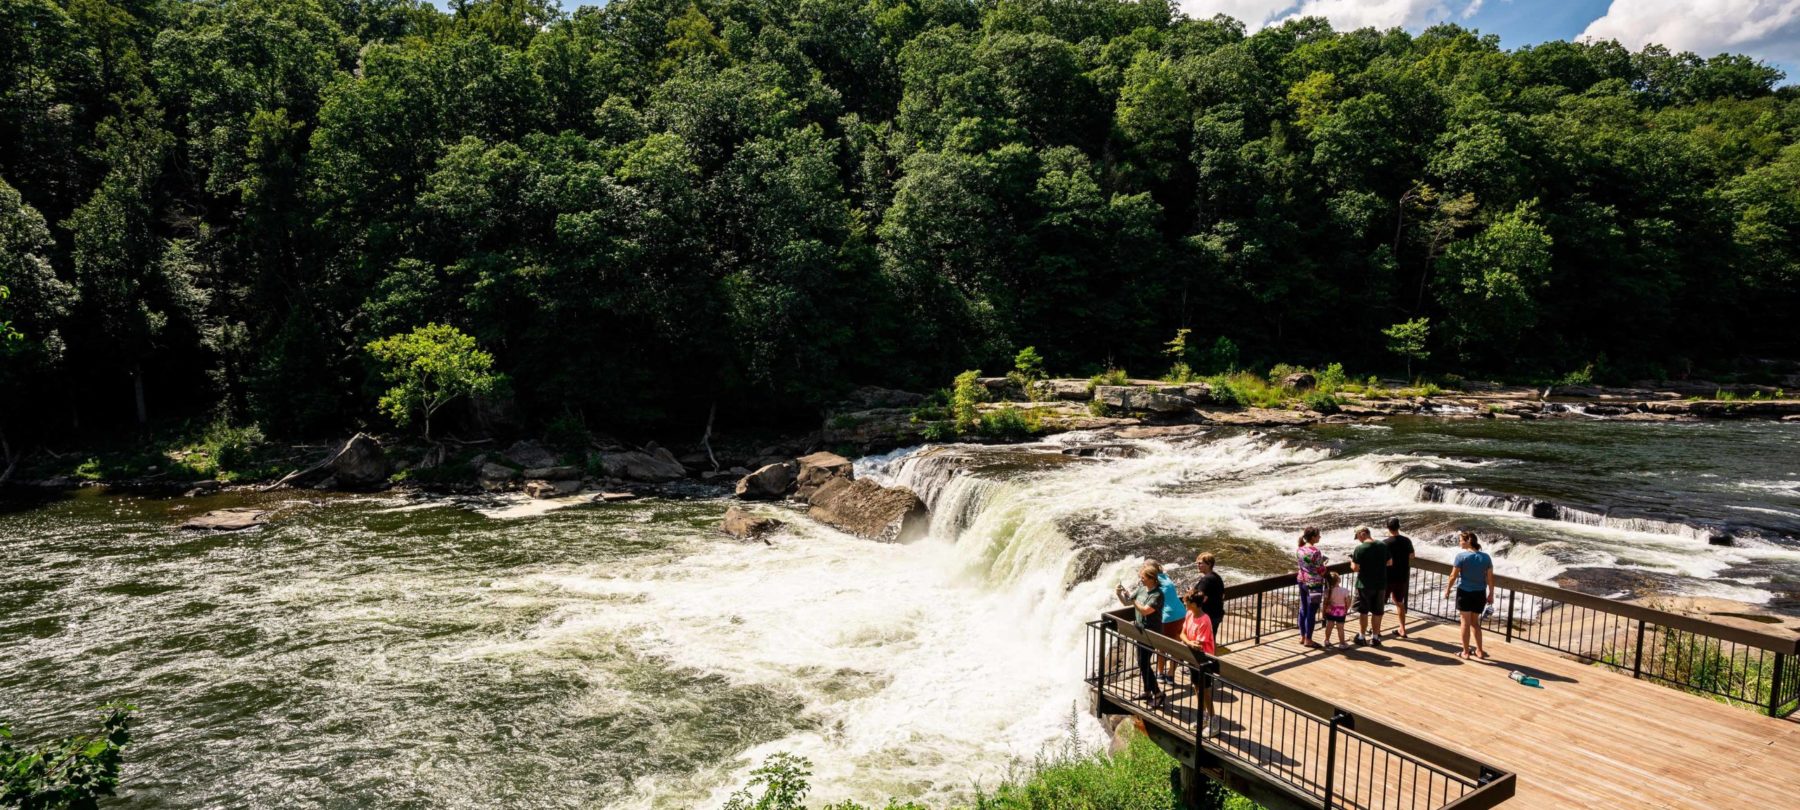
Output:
[1322, 570, 1351, 648]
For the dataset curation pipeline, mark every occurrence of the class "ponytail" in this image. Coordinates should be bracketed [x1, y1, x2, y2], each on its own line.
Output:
[1300, 526, 1321, 546]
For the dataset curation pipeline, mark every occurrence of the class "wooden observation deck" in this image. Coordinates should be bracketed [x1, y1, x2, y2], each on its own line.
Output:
[1087, 559, 1800, 810]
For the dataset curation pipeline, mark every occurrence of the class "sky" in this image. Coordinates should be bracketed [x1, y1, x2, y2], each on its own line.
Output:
[1177, 0, 1800, 82]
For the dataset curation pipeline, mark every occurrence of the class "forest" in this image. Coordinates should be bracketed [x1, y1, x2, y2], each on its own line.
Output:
[2, 0, 1798, 443]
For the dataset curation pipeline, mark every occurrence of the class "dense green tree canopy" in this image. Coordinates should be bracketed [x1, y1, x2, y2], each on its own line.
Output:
[1, 0, 1796, 438]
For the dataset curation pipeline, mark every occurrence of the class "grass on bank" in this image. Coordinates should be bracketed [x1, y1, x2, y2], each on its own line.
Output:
[1598, 623, 1800, 716]
[723, 720, 1261, 810]
[17, 418, 300, 483]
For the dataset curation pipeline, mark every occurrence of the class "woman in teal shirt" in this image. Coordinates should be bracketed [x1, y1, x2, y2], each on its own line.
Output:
[1445, 530, 1495, 660]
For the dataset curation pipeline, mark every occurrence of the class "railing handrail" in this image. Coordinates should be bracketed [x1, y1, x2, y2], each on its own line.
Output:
[1099, 610, 1506, 785]
[1209, 556, 1798, 654]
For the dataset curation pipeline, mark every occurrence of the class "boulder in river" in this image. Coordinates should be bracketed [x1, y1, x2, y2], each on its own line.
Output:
[503, 440, 561, 469]
[805, 477, 928, 543]
[722, 505, 784, 541]
[1280, 372, 1317, 391]
[478, 462, 520, 491]
[523, 479, 583, 499]
[793, 451, 853, 500]
[180, 507, 271, 531]
[735, 460, 798, 500]
[592, 449, 686, 483]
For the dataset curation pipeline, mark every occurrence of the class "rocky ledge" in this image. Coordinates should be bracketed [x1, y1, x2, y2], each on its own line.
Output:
[719, 450, 929, 543]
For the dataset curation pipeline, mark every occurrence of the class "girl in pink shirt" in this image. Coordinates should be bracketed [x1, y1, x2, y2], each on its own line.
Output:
[1180, 593, 1216, 724]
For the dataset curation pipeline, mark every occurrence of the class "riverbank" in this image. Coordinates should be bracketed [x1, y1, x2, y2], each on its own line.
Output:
[9, 373, 1800, 496]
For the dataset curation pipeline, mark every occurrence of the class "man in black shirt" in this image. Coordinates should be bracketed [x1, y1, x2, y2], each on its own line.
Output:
[1384, 517, 1416, 639]
[1186, 552, 1225, 638]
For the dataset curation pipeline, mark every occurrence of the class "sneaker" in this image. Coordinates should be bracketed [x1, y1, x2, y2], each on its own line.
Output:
[1200, 725, 1217, 739]
[1354, 634, 1367, 646]
[1371, 636, 1384, 647]
[1158, 673, 1174, 685]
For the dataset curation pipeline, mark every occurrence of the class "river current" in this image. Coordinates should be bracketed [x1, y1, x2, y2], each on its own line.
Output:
[2, 419, 1796, 807]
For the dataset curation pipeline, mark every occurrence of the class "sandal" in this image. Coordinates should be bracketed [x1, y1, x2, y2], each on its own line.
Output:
[1458, 648, 1471, 660]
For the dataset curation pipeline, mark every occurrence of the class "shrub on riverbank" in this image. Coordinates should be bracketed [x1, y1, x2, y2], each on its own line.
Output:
[0, 703, 136, 809]
[723, 724, 1262, 810]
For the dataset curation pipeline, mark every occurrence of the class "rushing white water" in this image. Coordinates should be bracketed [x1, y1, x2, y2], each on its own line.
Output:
[4, 421, 1796, 809]
[599, 428, 1797, 804]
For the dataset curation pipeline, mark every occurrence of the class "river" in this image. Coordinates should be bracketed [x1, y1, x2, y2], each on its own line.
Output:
[3, 418, 1797, 808]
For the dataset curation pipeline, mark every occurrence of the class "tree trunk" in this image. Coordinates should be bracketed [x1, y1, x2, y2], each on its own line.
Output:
[0, 427, 17, 484]
[132, 364, 148, 425]
[700, 402, 719, 473]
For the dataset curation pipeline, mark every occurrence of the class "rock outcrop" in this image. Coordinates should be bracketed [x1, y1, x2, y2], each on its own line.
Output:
[1031, 379, 1093, 401]
[524, 479, 583, 498]
[1280, 372, 1317, 391]
[592, 448, 686, 482]
[522, 465, 582, 481]
[805, 477, 929, 543]
[722, 505, 784, 540]
[503, 440, 560, 469]
[180, 507, 271, 531]
[478, 462, 520, 491]
[735, 460, 798, 499]
[1093, 385, 1197, 414]
[793, 451, 853, 500]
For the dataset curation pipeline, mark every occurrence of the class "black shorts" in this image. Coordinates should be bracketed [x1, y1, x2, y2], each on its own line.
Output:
[1387, 573, 1410, 602]
[1355, 587, 1386, 615]
[1456, 589, 1487, 613]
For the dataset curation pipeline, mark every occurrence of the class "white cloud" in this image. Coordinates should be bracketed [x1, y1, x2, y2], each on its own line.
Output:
[1580, 0, 1800, 63]
[1176, 0, 1482, 31]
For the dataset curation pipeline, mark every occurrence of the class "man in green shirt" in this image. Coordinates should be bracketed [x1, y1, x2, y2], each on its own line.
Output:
[1349, 527, 1390, 646]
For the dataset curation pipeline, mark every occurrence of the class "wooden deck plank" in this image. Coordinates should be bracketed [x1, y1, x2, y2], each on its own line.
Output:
[1213, 619, 1800, 809]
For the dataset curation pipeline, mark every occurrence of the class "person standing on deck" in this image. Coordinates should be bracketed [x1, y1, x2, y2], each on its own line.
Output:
[1384, 517, 1416, 639]
[1150, 560, 1187, 685]
[1350, 527, 1390, 646]
[1116, 564, 1168, 709]
[1186, 552, 1225, 642]
[1295, 528, 1327, 649]
[1446, 530, 1496, 660]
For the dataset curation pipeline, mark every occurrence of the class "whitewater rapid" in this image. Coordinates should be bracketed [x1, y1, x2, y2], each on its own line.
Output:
[571, 427, 1798, 806]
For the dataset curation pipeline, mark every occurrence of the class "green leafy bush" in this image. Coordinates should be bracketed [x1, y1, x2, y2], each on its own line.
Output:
[724, 712, 1261, 810]
[1318, 363, 1349, 393]
[1558, 364, 1595, 387]
[1, 703, 136, 810]
[1200, 336, 1239, 375]
[1008, 347, 1047, 398]
[951, 370, 986, 433]
[978, 406, 1037, 439]
[1087, 368, 1130, 392]
[1087, 399, 1113, 417]
[1302, 392, 1341, 413]
[1162, 329, 1197, 383]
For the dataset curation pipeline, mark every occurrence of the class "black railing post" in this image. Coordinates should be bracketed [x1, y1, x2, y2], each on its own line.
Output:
[1322, 710, 1351, 810]
[1254, 592, 1265, 645]
[1504, 589, 1516, 643]
[1632, 620, 1647, 680]
[1769, 652, 1786, 717]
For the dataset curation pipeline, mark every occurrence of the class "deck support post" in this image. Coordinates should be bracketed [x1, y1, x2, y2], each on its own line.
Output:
[1172, 765, 1225, 810]
[1632, 619, 1647, 680]
[1504, 589, 1516, 643]
[1769, 653, 1786, 717]
[1322, 710, 1351, 810]
[1253, 592, 1265, 645]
